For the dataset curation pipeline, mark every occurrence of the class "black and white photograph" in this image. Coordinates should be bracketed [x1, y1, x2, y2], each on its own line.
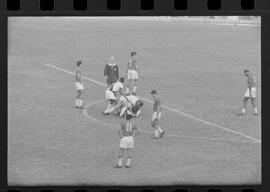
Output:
[8, 16, 261, 186]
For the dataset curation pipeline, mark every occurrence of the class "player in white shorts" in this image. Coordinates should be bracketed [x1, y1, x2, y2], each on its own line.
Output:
[115, 111, 139, 168]
[75, 60, 84, 109]
[104, 77, 125, 115]
[238, 69, 258, 116]
[126, 51, 140, 95]
[150, 90, 165, 139]
[118, 94, 143, 117]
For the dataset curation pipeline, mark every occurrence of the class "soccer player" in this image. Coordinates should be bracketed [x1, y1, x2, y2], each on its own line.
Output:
[239, 69, 258, 115]
[104, 56, 119, 87]
[119, 94, 143, 117]
[75, 60, 84, 109]
[150, 90, 165, 139]
[104, 77, 125, 115]
[115, 111, 139, 168]
[126, 51, 140, 95]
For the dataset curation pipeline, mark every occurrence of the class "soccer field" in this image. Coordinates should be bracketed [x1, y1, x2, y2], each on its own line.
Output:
[8, 17, 261, 186]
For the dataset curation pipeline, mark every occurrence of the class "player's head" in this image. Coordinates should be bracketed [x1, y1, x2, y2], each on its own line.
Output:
[77, 60, 82, 67]
[109, 56, 115, 63]
[131, 51, 137, 57]
[244, 69, 250, 76]
[150, 89, 157, 95]
[119, 77, 125, 83]
[136, 100, 144, 108]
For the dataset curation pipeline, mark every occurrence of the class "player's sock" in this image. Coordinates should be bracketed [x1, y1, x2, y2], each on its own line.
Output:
[132, 86, 137, 94]
[254, 107, 258, 114]
[154, 129, 159, 138]
[241, 108, 246, 114]
[157, 126, 163, 133]
[79, 99, 83, 107]
[120, 107, 127, 117]
[75, 99, 79, 107]
[118, 157, 123, 167]
[104, 103, 112, 113]
[126, 158, 131, 167]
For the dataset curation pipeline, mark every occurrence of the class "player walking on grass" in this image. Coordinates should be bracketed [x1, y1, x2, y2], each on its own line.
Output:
[115, 111, 139, 168]
[126, 51, 140, 95]
[104, 56, 119, 87]
[238, 69, 258, 116]
[151, 90, 165, 139]
[75, 60, 84, 109]
[104, 77, 125, 115]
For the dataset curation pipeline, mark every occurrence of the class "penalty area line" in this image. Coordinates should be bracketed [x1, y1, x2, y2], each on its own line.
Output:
[45, 63, 261, 144]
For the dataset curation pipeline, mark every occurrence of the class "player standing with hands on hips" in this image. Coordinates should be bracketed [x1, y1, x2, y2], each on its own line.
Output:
[75, 60, 84, 109]
[238, 69, 258, 116]
[151, 90, 165, 139]
[115, 110, 139, 168]
[104, 56, 119, 87]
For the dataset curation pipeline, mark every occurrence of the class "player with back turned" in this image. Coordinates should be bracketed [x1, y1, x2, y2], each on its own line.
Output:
[115, 110, 139, 168]
[75, 60, 84, 109]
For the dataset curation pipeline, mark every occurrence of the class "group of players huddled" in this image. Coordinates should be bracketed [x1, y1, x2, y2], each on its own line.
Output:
[74, 52, 258, 168]
[75, 52, 164, 168]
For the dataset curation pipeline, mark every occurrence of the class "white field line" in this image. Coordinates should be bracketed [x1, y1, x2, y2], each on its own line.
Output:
[45, 63, 261, 144]
[209, 22, 260, 27]
[83, 100, 256, 144]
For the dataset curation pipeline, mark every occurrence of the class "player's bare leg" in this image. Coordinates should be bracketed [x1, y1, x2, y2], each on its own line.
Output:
[239, 97, 249, 115]
[78, 90, 84, 109]
[251, 98, 258, 115]
[104, 100, 115, 115]
[76, 90, 83, 108]
[115, 147, 125, 168]
[126, 79, 131, 94]
[132, 79, 138, 95]
[126, 148, 132, 168]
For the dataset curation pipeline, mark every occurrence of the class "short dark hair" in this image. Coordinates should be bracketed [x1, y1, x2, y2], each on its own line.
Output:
[131, 51, 137, 56]
[150, 90, 157, 95]
[77, 60, 82, 66]
[119, 77, 125, 83]
[244, 69, 250, 73]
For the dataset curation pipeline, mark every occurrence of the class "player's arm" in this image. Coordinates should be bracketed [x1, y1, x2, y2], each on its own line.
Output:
[135, 63, 140, 77]
[119, 124, 124, 138]
[116, 65, 119, 80]
[104, 64, 108, 78]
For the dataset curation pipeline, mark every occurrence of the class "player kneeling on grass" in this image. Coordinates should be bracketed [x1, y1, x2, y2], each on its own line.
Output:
[150, 90, 165, 139]
[75, 60, 84, 109]
[104, 77, 125, 115]
[118, 94, 143, 117]
[115, 111, 139, 168]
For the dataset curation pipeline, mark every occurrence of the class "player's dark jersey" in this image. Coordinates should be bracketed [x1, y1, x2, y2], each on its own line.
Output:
[120, 122, 137, 137]
[104, 63, 119, 82]
[153, 97, 161, 112]
[247, 74, 256, 88]
[75, 68, 82, 83]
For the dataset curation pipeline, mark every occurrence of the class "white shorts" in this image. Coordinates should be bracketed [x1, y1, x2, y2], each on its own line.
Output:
[127, 70, 139, 80]
[105, 90, 116, 100]
[244, 87, 256, 98]
[152, 112, 162, 121]
[75, 82, 84, 91]
[120, 136, 134, 149]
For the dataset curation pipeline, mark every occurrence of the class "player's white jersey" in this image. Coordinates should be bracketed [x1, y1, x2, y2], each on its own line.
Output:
[110, 81, 123, 92]
[120, 95, 139, 107]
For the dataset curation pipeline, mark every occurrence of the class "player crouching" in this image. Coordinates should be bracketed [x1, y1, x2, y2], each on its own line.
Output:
[118, 94, 144, 117]
[103, 77, 125, 115]
[115, 111, 139, 168]
[150, 90, 165, 139]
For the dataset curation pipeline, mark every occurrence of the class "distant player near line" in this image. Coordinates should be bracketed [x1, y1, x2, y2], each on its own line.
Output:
[75, 60, 84, 109]
[103, 77, 125, 115]
[104, 56, 119, 87]
[126, 51, 140, 95]
[150, 90, 165, 139]
[115, 111, 139, 168]
[238, 69, 258, 116]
